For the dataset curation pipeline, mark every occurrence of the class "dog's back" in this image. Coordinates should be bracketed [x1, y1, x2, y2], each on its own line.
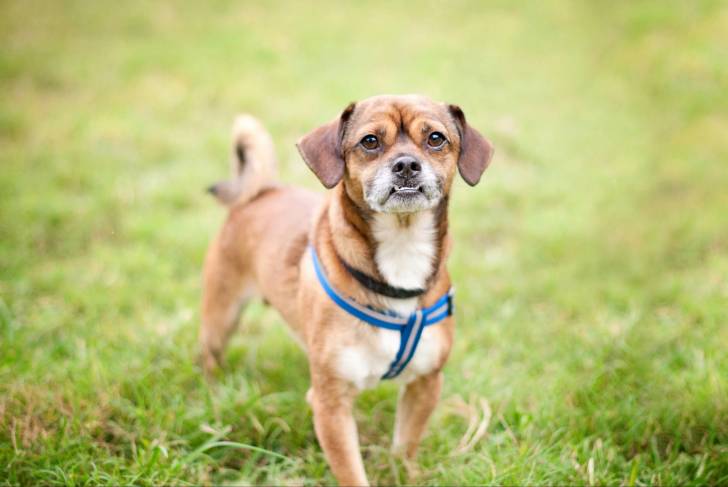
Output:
[223, 186, 321, 318]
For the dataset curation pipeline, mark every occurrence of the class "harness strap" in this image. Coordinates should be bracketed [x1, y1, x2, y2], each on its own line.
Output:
[310, 246, 453, 379]
[381, 310, 424, 379]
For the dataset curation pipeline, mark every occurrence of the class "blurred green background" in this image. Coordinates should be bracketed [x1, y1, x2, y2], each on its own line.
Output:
[1, 1, 726, 485]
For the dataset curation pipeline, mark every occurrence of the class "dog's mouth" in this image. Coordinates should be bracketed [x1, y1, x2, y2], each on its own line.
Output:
[365, 173, 441, 213]
[389, 185, 425, 197]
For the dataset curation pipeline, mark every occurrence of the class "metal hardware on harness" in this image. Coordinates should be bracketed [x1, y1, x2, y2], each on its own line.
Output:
[310, 246, 453, 379]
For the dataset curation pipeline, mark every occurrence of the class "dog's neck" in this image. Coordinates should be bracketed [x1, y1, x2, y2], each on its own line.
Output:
[328, 184, 449, 295]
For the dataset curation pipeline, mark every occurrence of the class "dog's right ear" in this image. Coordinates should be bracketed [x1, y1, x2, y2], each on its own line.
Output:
[296, 103, 356, 188]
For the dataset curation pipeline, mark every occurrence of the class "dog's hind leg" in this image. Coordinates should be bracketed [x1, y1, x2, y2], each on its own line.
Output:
[199, 240, 253, 376]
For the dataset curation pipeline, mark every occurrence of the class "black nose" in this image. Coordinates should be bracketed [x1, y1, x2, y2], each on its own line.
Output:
[391, 156, 422, 178]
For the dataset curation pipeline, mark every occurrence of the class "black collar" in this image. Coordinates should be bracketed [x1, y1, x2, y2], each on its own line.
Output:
[338, 257, 426, 299]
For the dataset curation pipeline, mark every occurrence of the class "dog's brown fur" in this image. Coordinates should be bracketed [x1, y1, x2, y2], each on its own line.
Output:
[200, 94, 493, 485]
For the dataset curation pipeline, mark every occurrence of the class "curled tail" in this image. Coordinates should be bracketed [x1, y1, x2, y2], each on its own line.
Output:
[208, 114, 278, 206]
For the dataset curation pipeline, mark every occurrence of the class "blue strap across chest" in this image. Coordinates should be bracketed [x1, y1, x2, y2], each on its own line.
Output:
[310, 246, 453, 380]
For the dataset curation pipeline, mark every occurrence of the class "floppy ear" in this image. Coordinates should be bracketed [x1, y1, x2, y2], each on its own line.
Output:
[296, 103, 356, 188]
[449, 105, 494, 186]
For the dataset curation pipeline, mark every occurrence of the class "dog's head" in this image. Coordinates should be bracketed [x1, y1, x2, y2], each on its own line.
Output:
[297, 94, 493, 214]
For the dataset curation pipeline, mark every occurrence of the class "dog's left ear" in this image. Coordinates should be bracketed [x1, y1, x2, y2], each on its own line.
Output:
[296, 103, 356, 189]
[448, 105, 494, 186]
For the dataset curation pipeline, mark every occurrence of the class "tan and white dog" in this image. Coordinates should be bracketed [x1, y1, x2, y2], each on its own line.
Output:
[200, 94, 493, 485]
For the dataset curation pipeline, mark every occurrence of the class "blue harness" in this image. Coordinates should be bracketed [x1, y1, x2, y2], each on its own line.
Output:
[310, 246, 453, 379]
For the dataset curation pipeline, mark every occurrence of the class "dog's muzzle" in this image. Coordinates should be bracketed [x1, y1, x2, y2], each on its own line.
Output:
[364, 156, 443, 213]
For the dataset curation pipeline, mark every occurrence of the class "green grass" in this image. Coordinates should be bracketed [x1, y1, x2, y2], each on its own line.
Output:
[1, 0, 727, 485]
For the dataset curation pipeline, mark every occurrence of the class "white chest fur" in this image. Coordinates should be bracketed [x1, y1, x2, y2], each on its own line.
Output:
[371, 211, 436, 314]
[335, 210, 441, 389]
[336, 325, 443, 390]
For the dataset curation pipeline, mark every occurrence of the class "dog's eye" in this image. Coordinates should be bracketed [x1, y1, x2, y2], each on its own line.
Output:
[360, 134, 379, 150]
[427, 132, 447, 148]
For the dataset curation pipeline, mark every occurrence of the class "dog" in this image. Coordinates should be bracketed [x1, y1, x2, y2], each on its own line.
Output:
[200, 94, 493, 485]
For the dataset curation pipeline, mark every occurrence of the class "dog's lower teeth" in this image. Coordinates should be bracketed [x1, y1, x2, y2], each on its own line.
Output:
[391, 186, 420, 195]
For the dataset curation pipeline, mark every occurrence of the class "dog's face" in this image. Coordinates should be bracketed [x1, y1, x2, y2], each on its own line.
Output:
[297, 95, 493, 214]
[342, 96, 459, 214]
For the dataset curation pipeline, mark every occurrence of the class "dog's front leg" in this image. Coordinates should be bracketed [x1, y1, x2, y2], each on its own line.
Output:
[309, 376, 368, 486]
[392, 370, 443, 459]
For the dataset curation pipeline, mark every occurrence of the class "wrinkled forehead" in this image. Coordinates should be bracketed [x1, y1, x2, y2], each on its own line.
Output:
[347, 95, 456, 141]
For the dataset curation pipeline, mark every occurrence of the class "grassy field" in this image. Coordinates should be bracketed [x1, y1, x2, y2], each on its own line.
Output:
[1, 1, 727, 485]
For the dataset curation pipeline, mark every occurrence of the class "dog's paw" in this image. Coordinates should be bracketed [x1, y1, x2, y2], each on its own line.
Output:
[198, 349, 224, 379]
[391, 443, 421, 479]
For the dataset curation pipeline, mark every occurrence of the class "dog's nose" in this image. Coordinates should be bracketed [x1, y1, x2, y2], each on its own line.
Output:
[391, 156, 421, 178]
